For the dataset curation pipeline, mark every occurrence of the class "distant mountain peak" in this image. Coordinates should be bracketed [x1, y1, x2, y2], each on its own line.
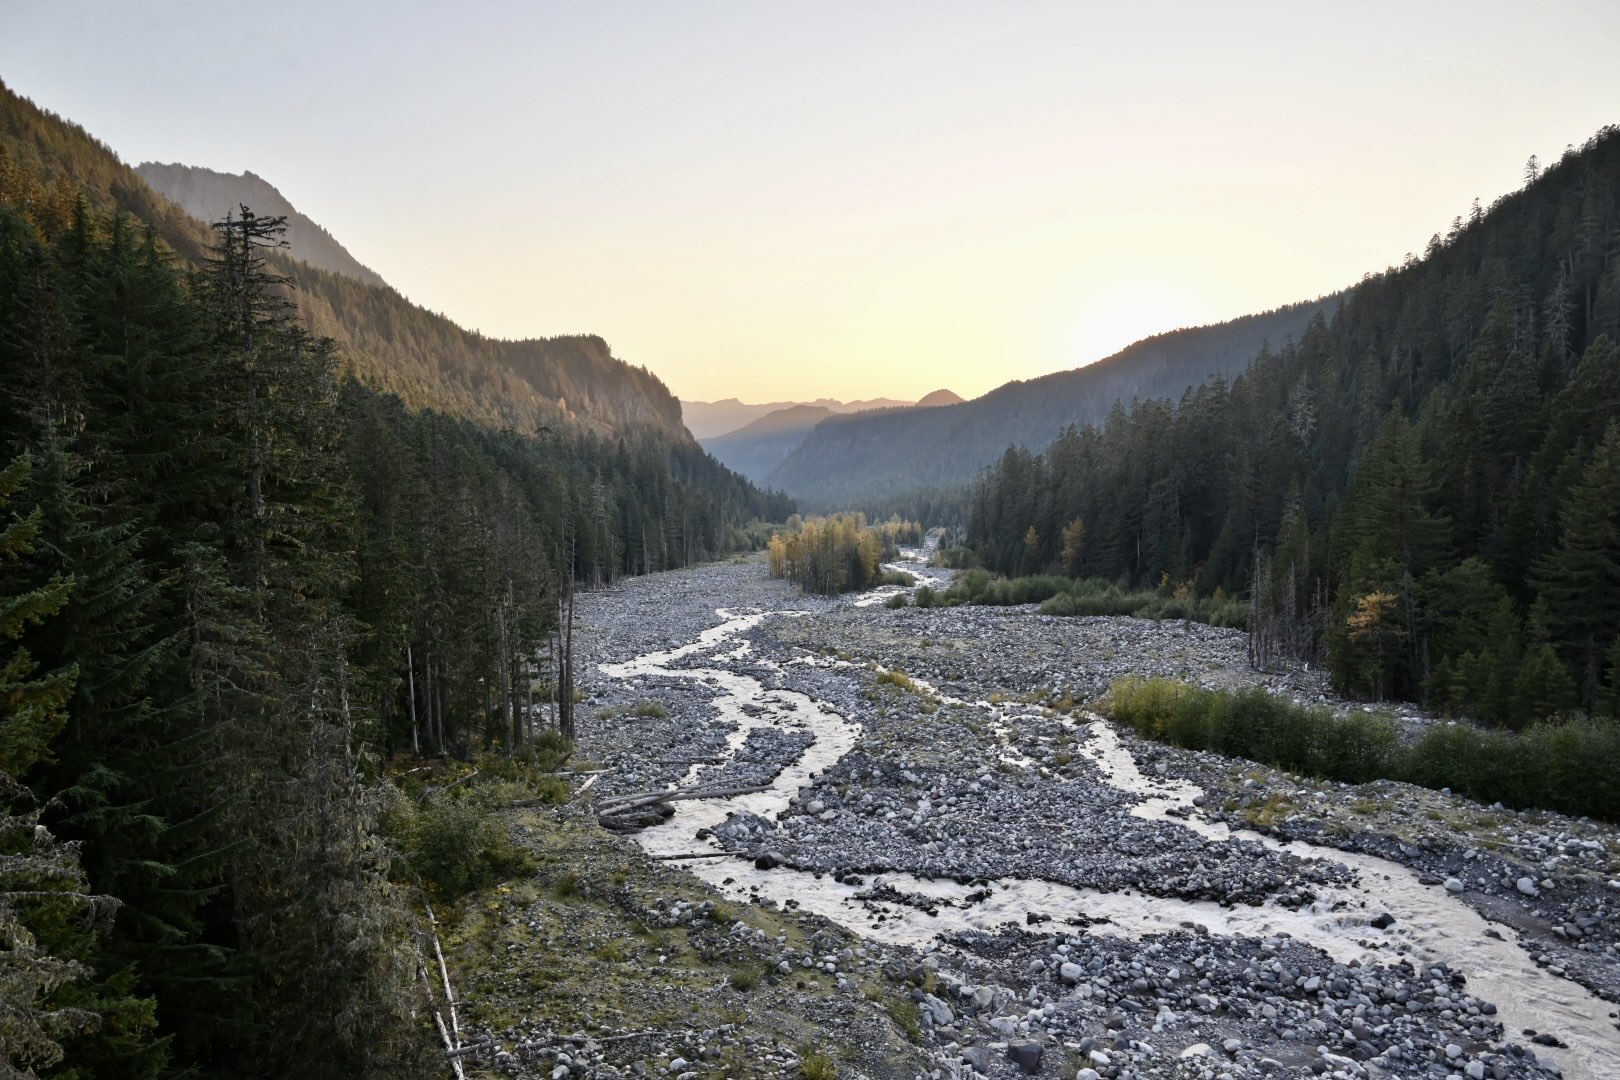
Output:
[679, 395, 914, 439]
[135, 161, 388, 290]
[917, 388, 964, 406]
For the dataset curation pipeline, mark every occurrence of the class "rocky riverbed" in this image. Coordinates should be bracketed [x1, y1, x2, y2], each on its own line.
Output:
[454, 551, 1620, 1080]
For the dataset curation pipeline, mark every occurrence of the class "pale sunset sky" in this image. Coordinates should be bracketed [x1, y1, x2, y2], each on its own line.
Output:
[4, 1, 1618, 402]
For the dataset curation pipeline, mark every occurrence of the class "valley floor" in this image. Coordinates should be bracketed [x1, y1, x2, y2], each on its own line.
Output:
[445, 552, 1620, 1080]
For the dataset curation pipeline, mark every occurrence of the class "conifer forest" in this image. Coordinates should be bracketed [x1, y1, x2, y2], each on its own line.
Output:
[4, 25, 1620, 1080]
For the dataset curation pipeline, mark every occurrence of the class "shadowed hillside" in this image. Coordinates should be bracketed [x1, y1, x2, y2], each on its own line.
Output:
[680, 394, 913, 439]
[768, 299, 1333, 509]
[0, 81, 686, 437]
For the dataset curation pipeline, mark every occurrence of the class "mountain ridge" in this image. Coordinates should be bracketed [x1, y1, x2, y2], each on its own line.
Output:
[136, 161, 389, 290]
[766, 297, 1335, 510]
[0, 80, 691, 440]
[680, 395, 914, 439]
[699, 388, 970, 484]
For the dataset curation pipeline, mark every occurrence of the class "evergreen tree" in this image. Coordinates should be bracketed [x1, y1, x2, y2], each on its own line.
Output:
[1, 451, 111, 1079]
[1533, 421, 1620, 704]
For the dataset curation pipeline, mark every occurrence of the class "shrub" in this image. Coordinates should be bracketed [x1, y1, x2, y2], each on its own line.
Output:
[399, 791, 530, 897]
[528, 730, 573, 772]
[799, 1050, 838, 1080]
[1109, 677, 1620, 822]
[531, 775, 572, 805]
[877, 569, 916, 587]
[876, 668, 916, 692]
[883, 592, 910, 609]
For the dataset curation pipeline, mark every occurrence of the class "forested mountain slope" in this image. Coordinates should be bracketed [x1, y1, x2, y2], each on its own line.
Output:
[0, 81, 685, 437]
[768, 298, 1332, 509]
[0, 83, 790, 1079]
[137, 161, 388, 288]
[700, 403, 835, 481]
[968, 126, 1620, 726]
[703, 388, 970, 486]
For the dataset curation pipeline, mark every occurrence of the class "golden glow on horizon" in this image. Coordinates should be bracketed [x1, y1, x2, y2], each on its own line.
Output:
[5, 2, 1619, 403]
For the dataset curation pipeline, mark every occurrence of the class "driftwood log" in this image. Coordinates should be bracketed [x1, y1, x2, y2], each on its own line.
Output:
[595, 782, 773, 832]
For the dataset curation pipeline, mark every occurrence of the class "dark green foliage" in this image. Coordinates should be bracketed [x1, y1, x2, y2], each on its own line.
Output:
[0, 87, 793, 1080]
[0, 450, 104, 1078]
[945, 569, 1071, 607]
[966, 125, 1620, 728]
[1111, 678, 1620, 822]
[392, 787, 533, 899]
[1110, 678, 1401, 786]
[927, 569, 1248, 627]
[1531, 421, 1620, 702]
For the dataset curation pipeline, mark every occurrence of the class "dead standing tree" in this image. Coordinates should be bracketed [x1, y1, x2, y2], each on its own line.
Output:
[555, 530, 577, 741]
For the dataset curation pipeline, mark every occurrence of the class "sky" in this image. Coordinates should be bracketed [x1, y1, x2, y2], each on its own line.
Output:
[4, 2, 1619, 403]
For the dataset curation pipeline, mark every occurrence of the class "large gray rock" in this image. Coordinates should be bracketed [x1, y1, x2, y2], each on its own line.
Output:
[961, 1046, 992, 1075]
[920, 993, 954, 1026]
[1008, 1042, 1043, 1074]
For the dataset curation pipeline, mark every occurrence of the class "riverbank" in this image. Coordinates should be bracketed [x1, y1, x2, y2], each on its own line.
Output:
[445, 552, 1619, 1080]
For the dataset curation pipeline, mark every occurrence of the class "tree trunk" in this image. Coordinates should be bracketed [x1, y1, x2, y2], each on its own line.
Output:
[407, 642, 420, 755]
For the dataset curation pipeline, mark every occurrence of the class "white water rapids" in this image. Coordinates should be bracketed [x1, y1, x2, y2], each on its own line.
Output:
[599, 605, 1619, 1079]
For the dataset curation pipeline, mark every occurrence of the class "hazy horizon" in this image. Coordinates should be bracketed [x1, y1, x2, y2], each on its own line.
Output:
[5, 1, 1618, 402]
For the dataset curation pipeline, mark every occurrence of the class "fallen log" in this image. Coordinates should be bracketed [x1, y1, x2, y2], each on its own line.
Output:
[596, 787, 678, 808]
[599, 782, 773, 816]
[516, 1029, 679, 1052]
[420, 768, 480, 805]
[598, 805, 675, 830]
[446, 1039, 496, 1059]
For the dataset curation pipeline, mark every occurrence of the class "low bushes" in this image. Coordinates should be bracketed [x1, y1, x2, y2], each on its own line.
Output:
[945, 569, 1071, 607]
[388, 780, 535, 897]
[1108, 677, 1620, 822]
[1041, 579, 1247, 628]
[908, 569, 1247, 628]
